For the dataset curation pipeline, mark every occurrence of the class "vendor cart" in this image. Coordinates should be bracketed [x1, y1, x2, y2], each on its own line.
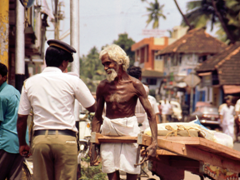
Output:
[91, 132, 240, 180]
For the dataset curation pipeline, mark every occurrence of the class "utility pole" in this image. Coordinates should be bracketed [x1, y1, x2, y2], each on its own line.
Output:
[70, 0, 80, 121]
[53, 0, 64, 39]
[54, 0, 59, 39]
[15, 0, 25, 92]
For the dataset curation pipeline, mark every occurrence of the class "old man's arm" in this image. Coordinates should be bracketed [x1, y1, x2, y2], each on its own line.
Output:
[90, 83, 105, 165]
[135, 81, 158, 158]
[92, 82, 105, 133]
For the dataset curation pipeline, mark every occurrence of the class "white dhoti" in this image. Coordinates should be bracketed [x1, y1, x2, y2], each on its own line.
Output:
[100, 116, 141, 174]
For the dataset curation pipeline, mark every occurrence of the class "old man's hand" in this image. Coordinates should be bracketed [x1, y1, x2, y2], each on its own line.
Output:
[145, 143, 158, 160]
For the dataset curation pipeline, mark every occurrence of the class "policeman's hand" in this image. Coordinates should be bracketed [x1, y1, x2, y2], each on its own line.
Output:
[19, 145, 31, 158]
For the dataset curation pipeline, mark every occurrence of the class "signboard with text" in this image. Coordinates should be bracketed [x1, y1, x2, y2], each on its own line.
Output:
[142, 29, 166, 37]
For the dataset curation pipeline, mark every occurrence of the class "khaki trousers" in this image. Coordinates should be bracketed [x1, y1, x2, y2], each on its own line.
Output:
[31, 132, 77, 180]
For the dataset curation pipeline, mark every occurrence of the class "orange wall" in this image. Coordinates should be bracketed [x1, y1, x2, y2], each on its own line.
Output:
[132, 37, 169, 70]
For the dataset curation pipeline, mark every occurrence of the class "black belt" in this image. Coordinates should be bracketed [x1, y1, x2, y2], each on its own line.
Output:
[34, 130, 76, 137]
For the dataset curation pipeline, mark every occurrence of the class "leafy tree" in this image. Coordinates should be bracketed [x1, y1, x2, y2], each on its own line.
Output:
[181, 0, 240, 43]
[143, 0, 166, 29]
[80, 47, 105, 92]
[182, 0, 218, 30]
[113, 33, 136, 67]
[173, 0, 193, 30]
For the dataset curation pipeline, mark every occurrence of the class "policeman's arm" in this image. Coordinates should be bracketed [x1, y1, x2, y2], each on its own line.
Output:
[17, 114, 30, 156]
[86, 103, 96, 112]
[91, 83, 105, 133]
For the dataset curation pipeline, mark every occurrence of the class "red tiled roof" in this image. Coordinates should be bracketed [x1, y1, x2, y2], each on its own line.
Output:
[197, 42, 240, 85]
[157, 28, 226, 55]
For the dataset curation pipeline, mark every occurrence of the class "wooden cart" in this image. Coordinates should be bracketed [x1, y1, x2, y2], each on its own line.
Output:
[91, 132, 240, 180]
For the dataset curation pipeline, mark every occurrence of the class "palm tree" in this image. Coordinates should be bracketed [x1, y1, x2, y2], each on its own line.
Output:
[173, 0, 193, 30]
[211, 0, 235, 44]
[182, 0, 217, 30]
[181, 0, 237, 43]
[145, 0, 166, 29]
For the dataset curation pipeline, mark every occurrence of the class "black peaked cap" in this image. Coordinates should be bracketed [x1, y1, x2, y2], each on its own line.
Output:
[47, 39, 76, 54]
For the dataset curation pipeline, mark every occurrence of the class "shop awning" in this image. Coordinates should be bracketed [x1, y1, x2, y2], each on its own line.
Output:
[198, 72, 211, 76]
[223, 85, 240, 94]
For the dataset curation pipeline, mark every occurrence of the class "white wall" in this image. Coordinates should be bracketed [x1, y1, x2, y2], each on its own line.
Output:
[163, 53, 200, 77]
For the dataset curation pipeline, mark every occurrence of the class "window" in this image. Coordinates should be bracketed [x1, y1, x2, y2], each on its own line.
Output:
[146, 78, 157, 85]
[178, 53, 183, 65]
[198, 55, 207, 63]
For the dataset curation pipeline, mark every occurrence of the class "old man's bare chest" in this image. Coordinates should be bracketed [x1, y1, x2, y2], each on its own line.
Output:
[104, 83, 136, 103]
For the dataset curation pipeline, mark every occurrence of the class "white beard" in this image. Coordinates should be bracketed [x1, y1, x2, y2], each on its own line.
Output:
[106, 69, 117, 82]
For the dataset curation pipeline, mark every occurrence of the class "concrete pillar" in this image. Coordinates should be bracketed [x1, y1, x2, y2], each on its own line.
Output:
[15, 0, 25, 92]
[0, 0, 9, 68]
[70, 0, 80, 121]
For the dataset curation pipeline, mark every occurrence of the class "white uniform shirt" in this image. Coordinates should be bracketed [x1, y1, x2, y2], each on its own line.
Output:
[18, 67, 95, 132]
[220, 105, 235, 125]
[161, 101, 172, 115]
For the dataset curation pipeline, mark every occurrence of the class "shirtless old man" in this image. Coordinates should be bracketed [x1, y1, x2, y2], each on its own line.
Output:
[91, 44, 158, 180]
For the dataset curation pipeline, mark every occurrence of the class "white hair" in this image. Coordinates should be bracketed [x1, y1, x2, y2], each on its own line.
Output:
[99, 44, 130, 71]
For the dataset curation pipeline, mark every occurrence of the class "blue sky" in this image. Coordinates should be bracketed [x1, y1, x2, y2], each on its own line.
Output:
[46, 0, 194, 56]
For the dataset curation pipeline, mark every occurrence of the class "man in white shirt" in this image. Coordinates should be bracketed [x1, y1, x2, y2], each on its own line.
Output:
[220, 96, 235, 140]
[17, 40, 96, 180]
[161, 98, 173, 123]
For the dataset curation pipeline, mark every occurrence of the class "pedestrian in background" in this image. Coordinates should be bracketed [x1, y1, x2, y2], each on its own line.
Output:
[220, 96, 235, 140]
[182, 101, 189, 122]
[0, 63, 27, 180]
[17, 40, 96, 180]
[157, 101, 162, 123]
[161, 98, 172, 123]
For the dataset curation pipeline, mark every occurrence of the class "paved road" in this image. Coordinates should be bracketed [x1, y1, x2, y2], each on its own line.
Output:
[140, 142, 240, 180]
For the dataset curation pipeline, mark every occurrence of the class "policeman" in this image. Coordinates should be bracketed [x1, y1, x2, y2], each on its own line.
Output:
[17, 40, 96, 180]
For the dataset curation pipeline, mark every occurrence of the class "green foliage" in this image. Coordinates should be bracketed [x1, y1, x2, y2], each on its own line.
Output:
[183, 0, 240, 43]
[80, 47, 105, 92]
[183, 0, 219, 30]
[225, 0, 240, 28]
[113, 33, 136, 67]
[80, 155, 107, 180]
[144, 0, 166, 29]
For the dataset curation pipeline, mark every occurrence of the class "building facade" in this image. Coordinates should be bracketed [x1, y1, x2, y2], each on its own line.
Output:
[156, 28, 226, 110]
[196, 42, 240, 107]
[131, 26, 188, 91]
